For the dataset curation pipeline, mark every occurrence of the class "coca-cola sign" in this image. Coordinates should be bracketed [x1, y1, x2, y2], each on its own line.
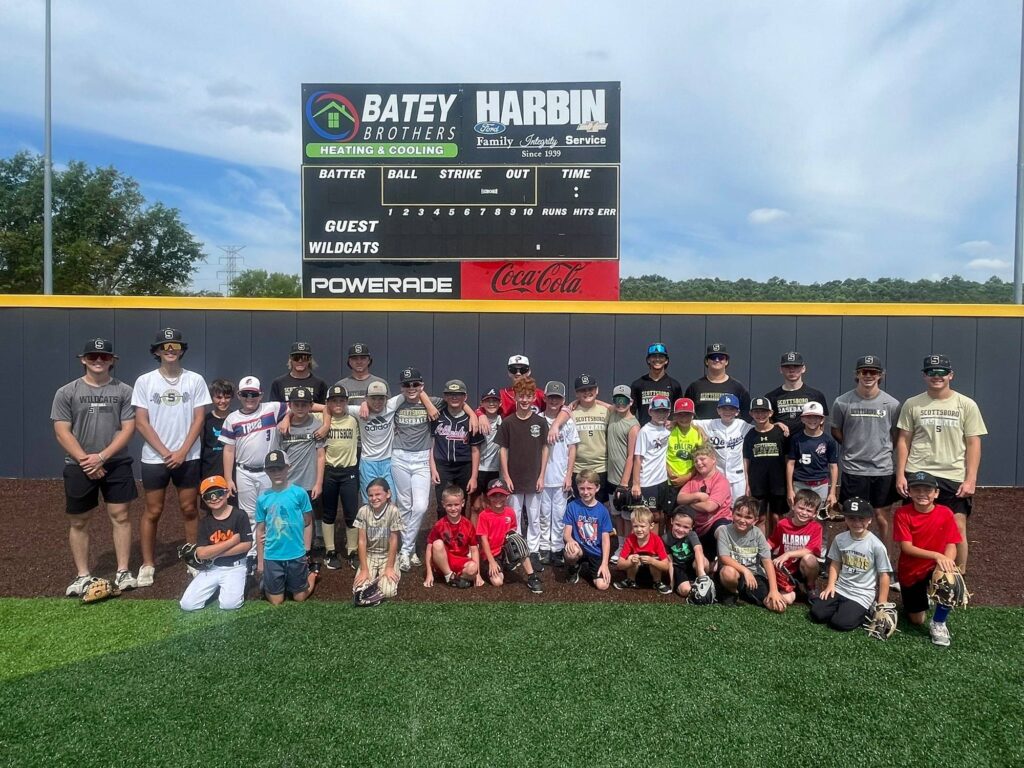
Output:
[461, 260, 618, 300]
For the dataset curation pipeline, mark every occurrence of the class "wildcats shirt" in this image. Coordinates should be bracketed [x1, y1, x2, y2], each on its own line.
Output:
[427, 516, 477, 558]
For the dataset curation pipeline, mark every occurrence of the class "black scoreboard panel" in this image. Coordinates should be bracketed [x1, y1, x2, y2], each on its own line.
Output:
[302, 165, 618, 262]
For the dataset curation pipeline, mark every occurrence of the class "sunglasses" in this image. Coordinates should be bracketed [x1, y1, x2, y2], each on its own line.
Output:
[201, 489, 228, 502]
[859, 369, 882, 376]
[290, 354, 311, 361]
[83, 353, 113, 362]
[707, 354, 728, 362]
[158, 342, 183, 352]
[508, 366, 529, 374]
[925, 368, 951, 377]
[239, 392, 261, 399]
[401, 381, 423, 388]
[612, 396, 631, 405]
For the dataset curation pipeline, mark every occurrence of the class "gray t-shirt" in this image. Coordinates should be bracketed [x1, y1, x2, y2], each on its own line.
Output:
[281, 414, 326, 491]
[50, 378, 135, 464]
[715, 524, 771, 578]
[831, 389, 901, 475]
[336, 374, 387, 407]
[348, 400, 398, 461]
[827, 530, 892, 609]
[606, 411, 639, 485]
[478, 414, 502, 472]
[393, 395, 442, 453]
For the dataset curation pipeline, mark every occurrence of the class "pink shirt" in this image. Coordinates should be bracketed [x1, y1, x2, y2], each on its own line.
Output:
[682, 470, 733, 536]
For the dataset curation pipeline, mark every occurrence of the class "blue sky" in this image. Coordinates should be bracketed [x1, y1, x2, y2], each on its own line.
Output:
[2, 0, 1021, 293]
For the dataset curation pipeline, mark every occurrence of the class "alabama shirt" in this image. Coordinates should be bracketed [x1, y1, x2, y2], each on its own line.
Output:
[768, 517, 823, 559]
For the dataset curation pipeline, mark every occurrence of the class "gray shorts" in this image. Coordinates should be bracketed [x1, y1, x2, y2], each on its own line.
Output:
[262, 557, 309, 596]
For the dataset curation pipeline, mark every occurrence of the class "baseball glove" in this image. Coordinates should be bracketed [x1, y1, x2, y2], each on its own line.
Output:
[864, 601, 898, 640]
[352, 579, 385, 608]
[502, 532, 530, 570]
[612, 485, 632, 511]
[81, 577, 121, 604]
[177, 543, 212, 572]
[928, 566, 970, 609]
[773, 562, 796, 595]
[816, 501, 844, 522]
[687, 574, 716, 605]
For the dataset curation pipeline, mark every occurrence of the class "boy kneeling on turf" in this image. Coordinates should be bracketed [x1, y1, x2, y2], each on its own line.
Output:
[255, 450, 320, 605]
[663, 506, 709, 599]
[768, 488, 824, 603]
[179, 475, 252, 611]
[613, 507, 672, 593]
[477, 479, 543, 594]
[811, 497, 892, 632]
[716, 496, 787, 612]
[562, 469, 614, 590]
[424, 485, 480, 589]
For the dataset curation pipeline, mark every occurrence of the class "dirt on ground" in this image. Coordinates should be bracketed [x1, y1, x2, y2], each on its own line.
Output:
[1, 480, 1019, 607]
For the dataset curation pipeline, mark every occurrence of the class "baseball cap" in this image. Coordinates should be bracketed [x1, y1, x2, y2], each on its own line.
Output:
[801, 402, 825, 417]
[288, 386, 313, 403]
[673, 397, 695, 414]
[612, 384, 632, 399]
[922, 354, 952, 372]
[264, 450, 288, 470]
[780, 351, 804, 365]
[237, 376, 261, 393]
[842, 497, 874, 518]
[646, 342, 669, 358]
[507, 354, 530, 368]
[290, 341, 312, 355]
[199, 475, 229, 495]
[399, 367, 423, 384]
[907, 471, 939, 488]
[444, 379, 468, 395]
[574, 373, 597, 391]
[486, 478, 512, 497]
[706, 343, 728, 357]
[348, 343, 371, 357]
[80, 338, 117, 357]
[544, 381, 567, 398]
[481, 386, 501, 401]
[326, 385, 348, 399]
[366, 381, 388, 397]
[151, 328, 187, 352]
[856, 355, 884, 370]
[650, 395, 671, 411]
[717, 393, 740, 409]
[750, 396, 773, 412]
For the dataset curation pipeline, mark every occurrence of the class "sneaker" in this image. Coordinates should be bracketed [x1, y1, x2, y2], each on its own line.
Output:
[312, 535, 325, 553]
[530, 553, 546, 573]
[399, 552, 411, 572]
[186, 565, 198, 578]
[566, 564, 581, 585]
[409, 552, 422, 567]
[246, 556, 258, 577]
[538, 550, 551, 565]
[446, 572, 471, 589]
[114, 570, 137, 591]
[324, 551, 342, 570]
[136, 565, 156, 588]
[929, 621, 951, 647]
[655, 581, 673, 595]
[613, 578, 637, 591]
[348, 552, 359, 570]
[309, 561, 322, 581]
[549, 550, 565, 568]
[66, 575, 92, 597]
[890, 581, 902, 592]
[527, 574, 543, 594]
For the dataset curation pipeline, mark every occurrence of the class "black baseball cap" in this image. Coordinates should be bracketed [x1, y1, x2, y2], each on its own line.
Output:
[856, 355, 884, 370]
[327, 385, 348, 399]
[706, 343, 728, 357]
[842, 497, 874, 518]
[574, 374, 597, 391]
[288, 386, 313, 402]
[780, 351, 804, 365]
[150, 328, 187, 352]
[750, 396, 773, 412]
[907, 471, 939, 488]
[481, 387, 501, 401]
[400, 367, 423, 384]
[922, 354, 952, 372]
[290, 341, 312, 355]
[264, 450, 288, 470]
[486, 478, 512, 496]
[348, 342, 371, 357]
[80, 338, 116, 357]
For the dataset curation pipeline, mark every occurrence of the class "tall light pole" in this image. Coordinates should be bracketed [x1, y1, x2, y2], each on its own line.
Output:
[43, 0, 53, 295]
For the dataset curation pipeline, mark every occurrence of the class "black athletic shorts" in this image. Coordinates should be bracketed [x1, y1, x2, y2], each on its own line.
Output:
[476, 470, 500, 495]
[698, 518, 732, 561]
[736, 573, 770, 606]
[840, 473, 896, 509]
[751, 493, 788, 518]
[671, 561, 698, 590]
[577, 552, 607, 584]
[63, 457, 138, 514]
[901, 575, 931, 615]
[934, 475, 973, 518]
[639, 482, 674, 517]
[141, 459, 201, 491]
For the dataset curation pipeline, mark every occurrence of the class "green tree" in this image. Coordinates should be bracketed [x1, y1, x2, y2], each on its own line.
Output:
[0, 152, 205, 294]
[229, 269, 301, 298]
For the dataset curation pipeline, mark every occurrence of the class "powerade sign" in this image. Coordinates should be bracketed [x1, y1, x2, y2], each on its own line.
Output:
[302, 82, 620, 164]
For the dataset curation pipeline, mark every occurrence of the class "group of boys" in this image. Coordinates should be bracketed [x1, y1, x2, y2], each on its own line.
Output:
[52, 332, 984, 644]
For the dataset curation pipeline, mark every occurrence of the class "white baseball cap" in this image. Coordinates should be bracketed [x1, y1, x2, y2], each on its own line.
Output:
[238, 376, 261, 393]
[508, 354, 530, 367]
[801, 401, 825, 417]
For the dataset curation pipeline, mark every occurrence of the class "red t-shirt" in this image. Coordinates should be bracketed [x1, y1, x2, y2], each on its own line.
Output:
[893, 502, 961, 585]
[620, 532, 668, 561]
[499, 388, 546, 418]
[681, 471, 733, 536]
[768, 517, 823, 559]
[476, 506, 518, 556]
[426, 516, 477, 558]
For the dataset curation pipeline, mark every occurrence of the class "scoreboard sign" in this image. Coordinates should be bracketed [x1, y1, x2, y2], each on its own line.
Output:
[301, 82, 620, 299]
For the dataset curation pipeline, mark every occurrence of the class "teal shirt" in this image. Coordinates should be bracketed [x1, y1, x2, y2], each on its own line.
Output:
[255, 484, 311, 561]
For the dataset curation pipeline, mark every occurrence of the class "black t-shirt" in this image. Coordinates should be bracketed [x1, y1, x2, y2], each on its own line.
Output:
[765, 384, 829, 433]
[662, 530, 702, 569]
[270, 374, 328, 404]
[630, 373, 683, 426]
[198, 507, 253, 566]
[684, 377, 751, 420]
[200, 411, 226, 479]
[495, 413, 549, 491]
[742, 425, 788, 496]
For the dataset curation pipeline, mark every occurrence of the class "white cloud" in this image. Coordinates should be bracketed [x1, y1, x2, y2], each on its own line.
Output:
[747, 208, 790, 225]
[966, 257, 1011, 271]
[956, 240, 995, 254]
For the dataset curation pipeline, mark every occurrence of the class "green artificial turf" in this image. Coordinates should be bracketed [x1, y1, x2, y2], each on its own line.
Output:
[1, 599, 1022, 767]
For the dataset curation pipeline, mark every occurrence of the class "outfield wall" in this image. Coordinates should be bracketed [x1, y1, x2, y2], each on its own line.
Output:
[5, 296, 1023, 486]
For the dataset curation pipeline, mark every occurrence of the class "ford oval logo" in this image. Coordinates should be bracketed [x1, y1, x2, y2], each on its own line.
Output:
[474, 121, 506, 135]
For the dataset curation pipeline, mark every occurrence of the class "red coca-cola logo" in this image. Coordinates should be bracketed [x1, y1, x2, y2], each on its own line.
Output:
[490, 262, 584, 295]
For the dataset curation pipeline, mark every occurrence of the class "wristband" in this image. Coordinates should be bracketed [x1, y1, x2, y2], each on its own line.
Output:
[98, 452, 107, 463]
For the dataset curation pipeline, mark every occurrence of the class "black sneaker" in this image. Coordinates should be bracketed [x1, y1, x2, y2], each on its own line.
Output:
[527, 574, 543, 594]
[530, 553, 546, 573]
[324, 551, 341, 570]
[655, 581, 673, 595]
[538, 550, 551, 565]
[348, 552, 359, 570]
[549, 550, 565, 568]
[613, 578, 637, 591]
[309, 561, 322, 580]
[566, 564, 581, 585]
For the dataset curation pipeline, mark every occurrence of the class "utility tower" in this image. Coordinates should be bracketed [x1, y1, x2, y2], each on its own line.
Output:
[216, 245, 246, 296]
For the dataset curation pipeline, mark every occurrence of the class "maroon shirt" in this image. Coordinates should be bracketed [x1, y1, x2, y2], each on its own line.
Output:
[495, 412, 549, 492]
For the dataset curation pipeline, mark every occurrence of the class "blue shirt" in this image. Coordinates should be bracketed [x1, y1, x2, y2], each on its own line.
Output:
[562, 499, 613, 559]
[255, 484, 311, 561]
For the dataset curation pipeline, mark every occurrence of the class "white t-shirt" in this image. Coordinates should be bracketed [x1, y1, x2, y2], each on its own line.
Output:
[634, 421, 671, 486]
[694, 418, 752, 482]
[544, 414, 580, 487]
[349, 399, 399, 461]
[219, 402, 288, 468]
[131, 369, 211, 464]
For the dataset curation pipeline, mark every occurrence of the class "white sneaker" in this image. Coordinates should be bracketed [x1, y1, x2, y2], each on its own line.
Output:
[398, 553, 411, 572]
[890, 581, 901, 592]
[929, 621, 951, 647]
[186, 565, 198, 578]
[409, 552, 422, 567]
[114, 570, 137, 591]
[136, 564, 156, 587]
[66, 575, 92, 597]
